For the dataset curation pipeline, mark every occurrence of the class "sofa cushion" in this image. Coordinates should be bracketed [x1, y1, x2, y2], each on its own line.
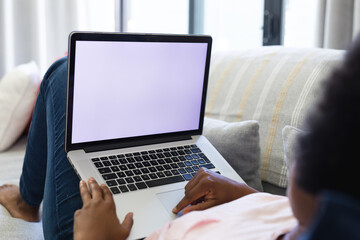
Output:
[206, 46, 344, 187]
[0, 61, 41, 151]
[282, 125, 304, 180]
[203, 118, 262, 191]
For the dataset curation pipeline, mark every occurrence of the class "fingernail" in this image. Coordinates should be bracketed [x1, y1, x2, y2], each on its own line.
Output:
[79, 180, 85, 186]
[172, 207, 177, 212]
[89, 177, 95, 182]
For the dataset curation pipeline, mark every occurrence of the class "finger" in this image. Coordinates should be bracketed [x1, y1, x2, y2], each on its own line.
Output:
[182, 200, 214, 214]
[173, 185, 208, 214]
[79, 180, 91, 204]
[100, 184, 114, 203]
[184, 168, 205, 192]
[122, 212, 134, 232]
[88, 178, 103, 200]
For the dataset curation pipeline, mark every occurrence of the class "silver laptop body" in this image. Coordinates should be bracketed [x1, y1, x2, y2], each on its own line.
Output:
[65, 32, 244, 240]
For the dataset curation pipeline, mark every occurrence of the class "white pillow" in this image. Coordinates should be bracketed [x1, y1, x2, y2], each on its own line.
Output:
[0, 62, 41, 151]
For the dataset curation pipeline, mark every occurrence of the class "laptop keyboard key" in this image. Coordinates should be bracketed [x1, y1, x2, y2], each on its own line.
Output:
[150, 160, 158, 166]
[149, 173, 158, 179]
[178, 162, 185, 168]
[171, 169, 180, 175]
[134, 156, 143, 162]
[120, 166, 128, 172]
[191, 160, 199, 165]
[149, 167, 157, 173]
[111, 166, 120, 172]
[98, 167, 111, 174]
[102, 173, 117, 180]
[103, 161, 111, 167]
[134, 176, 142, 182]
[127, 164, 135, 169]
[156, 166, 164, 171]
[135, 163, 144, 168]
[128, 184, 137, 191]
[111, 160, 120, 165]
[200, 163, 215, 169]
[94, 162, 104, 168]
[135, 182, 147, 189]
[156, 172, 165, 178]
[141, 175, 150, 181]
[125, 170, 134, 176]
[110, 187, 121, 194]
[117, 172, 126, 178]
[145, 175, 184, 188]
[183, 173, 192, 181]
[198, 159, 206, 164]
[119, 159, 128, 164]
[117, 179, 126, 185]
[125, 177, 134, 183]
[119, 185, 129, 193]
[106, 180, 117, 187]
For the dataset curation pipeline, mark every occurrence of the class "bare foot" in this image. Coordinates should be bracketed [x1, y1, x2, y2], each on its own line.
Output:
[0, 184, 40, 222]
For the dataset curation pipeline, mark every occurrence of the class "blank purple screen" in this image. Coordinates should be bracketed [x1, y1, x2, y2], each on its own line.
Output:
[71, 41, 208, 144]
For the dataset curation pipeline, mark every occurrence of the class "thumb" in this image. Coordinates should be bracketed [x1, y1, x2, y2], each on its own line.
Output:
[122, 212, 134, 231]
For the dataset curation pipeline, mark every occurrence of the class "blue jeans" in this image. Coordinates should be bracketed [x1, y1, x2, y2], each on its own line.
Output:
[19, 57, 82, 240]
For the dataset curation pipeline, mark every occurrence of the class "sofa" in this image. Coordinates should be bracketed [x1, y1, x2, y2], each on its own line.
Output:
[0, 46, 344, 238]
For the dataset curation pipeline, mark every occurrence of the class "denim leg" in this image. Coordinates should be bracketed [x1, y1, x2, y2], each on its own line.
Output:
[19, 57, 82, 240]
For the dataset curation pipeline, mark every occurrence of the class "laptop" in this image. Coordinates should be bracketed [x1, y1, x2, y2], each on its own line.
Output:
[65, 32, 244, 239]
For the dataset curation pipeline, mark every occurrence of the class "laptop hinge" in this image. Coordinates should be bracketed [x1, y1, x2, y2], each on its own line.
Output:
[83, 135, 192, 153]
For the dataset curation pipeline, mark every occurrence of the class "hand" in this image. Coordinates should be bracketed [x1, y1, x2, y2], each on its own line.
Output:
[74, 178, 133, 240]
[173, 167, 257, 214]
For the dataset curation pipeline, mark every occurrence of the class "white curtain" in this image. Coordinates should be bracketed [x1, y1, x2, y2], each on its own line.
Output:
[0, 0, 115, 77]
[316, 0, 360, 49]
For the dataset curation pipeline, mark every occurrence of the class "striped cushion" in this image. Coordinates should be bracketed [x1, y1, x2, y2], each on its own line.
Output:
[205, 46, 344, 187]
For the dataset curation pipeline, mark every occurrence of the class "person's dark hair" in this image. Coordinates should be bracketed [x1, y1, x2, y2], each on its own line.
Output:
[295, 34, 360, 201]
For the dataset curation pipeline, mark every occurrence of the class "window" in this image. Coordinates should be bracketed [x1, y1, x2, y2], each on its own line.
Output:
[283, 0, 318, 47]
[118, 0, 267, 52]
[122, 0, 188, 34]
[203, 0, 264, 52]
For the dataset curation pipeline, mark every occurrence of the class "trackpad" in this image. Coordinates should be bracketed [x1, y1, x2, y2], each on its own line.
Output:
[157, 189, 184, 217]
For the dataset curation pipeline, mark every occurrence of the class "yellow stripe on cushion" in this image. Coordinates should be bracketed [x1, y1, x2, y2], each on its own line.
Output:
[205, 58, 238, 117]
[261, 52, 315, 180]
[236, 52, 277, 121]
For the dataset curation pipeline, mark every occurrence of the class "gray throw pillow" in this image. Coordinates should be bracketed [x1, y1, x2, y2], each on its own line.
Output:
[203, 118, 262, 191]
[282, 125, 304, 179]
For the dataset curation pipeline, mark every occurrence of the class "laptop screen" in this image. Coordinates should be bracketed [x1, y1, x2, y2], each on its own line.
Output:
[69, 35, 210, 147]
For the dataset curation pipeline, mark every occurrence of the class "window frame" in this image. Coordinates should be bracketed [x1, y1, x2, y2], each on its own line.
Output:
[116, 0, 284, 45]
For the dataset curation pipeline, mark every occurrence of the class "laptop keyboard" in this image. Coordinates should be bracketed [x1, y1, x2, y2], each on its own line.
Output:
[91, 144, 217, 194]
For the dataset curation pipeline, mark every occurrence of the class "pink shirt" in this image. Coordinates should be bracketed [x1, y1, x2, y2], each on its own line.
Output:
[146, 192, 297, 240]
